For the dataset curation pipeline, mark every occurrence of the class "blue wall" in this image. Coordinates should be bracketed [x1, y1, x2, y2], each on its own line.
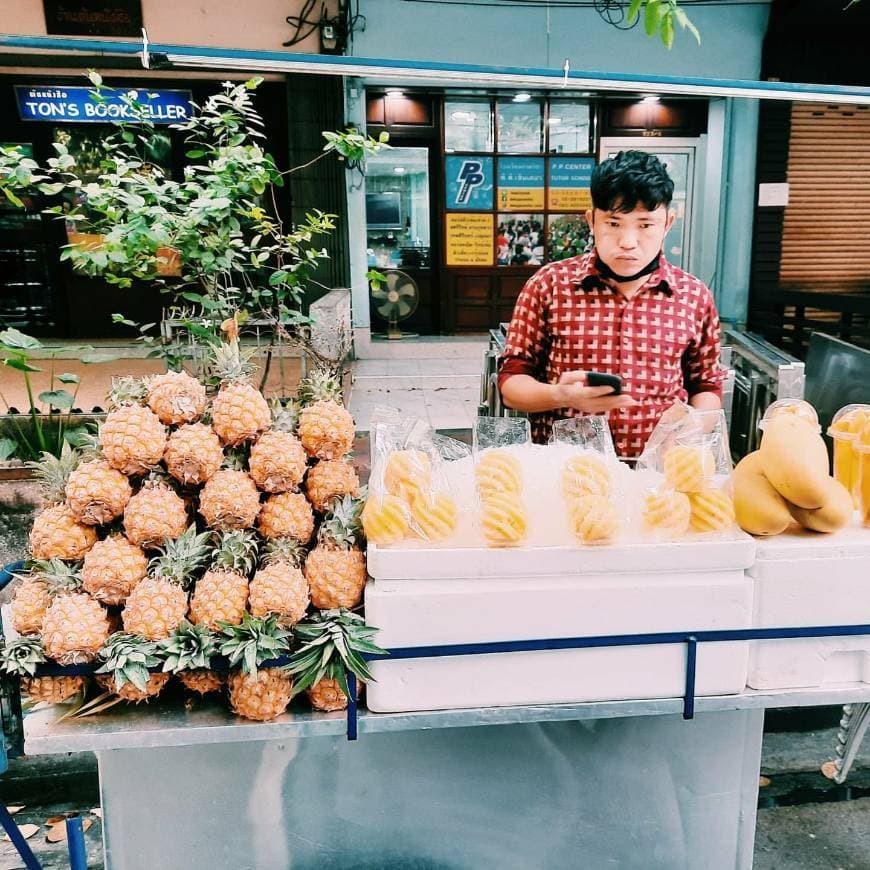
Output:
[351, 3, 769, 82]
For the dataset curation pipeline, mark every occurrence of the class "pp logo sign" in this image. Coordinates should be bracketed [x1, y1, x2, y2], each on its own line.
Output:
[455, 160, 485, 205]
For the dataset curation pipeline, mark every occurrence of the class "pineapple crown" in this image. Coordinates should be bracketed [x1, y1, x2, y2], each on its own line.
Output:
[269, 397, 300, 434]
[108, 376, 149, 410]
[211, 339, 256, 386]
[96, 632, 163, 692]
[317, 493, 365, 550]
[148, 525, 212, 587]
[297, 365, 343, 407]
[23, 558, 82, 593]
[217, 613, 292, 676]
[0, 635, 46, 678]
[221, 447, 249, 472]
[261, 537, 307, 570]
[211, 529, 259, 575]
[158, 620, 219, 673]
[286, 609, 385, 698]
[28, 443, 81, 503]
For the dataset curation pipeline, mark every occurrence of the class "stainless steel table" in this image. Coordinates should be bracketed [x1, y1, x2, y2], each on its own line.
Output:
[25, 685, 870, 870]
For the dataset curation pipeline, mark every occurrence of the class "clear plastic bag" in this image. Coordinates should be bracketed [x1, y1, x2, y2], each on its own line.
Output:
[473, 416, 530, 547]
[828, 404, 870, 508]
[637, 403, 736, 539]
[551, 416, 625, 545]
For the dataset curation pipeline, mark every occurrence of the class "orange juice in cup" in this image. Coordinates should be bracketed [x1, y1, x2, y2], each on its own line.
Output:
[828, 405, 870, 509]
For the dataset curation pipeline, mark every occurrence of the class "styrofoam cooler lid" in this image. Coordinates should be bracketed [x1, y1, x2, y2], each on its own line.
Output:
[753, 523, 870, 562]
[367, 533, 756, 581]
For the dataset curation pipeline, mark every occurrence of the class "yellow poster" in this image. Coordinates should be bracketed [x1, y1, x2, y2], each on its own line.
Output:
[446, 213, 494, 266]
[498, 188, 545, 210]
[548, 188, 592, 211]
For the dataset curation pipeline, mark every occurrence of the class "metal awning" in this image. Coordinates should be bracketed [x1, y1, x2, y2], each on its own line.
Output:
[3, 32, 870, 105]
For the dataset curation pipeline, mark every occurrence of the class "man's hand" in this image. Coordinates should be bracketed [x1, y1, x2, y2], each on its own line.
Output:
[553, 371, 637, 414]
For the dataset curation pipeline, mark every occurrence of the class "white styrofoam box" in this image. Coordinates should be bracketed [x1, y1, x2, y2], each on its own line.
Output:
[747, 523, 870, 690]
[365, 569, 753, 713]
[368, 532, 756, 581]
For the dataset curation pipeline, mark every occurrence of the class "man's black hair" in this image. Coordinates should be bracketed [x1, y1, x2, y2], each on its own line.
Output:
[590, 150, 674, 213]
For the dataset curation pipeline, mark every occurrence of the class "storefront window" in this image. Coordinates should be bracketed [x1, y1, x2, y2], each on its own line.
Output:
[445, 101, 493, 153]
[547, 102, 591, 153]
[547, 214, 590, 262]
[497, 214, 544, 266]
[497, 101, 543, 153]
[365, 147, 431, 270]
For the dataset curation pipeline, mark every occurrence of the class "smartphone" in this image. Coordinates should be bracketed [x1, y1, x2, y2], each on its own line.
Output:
[586, 371, 623, 395]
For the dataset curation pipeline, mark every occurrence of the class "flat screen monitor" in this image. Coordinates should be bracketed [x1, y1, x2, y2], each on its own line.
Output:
[366, 191, 402, 230]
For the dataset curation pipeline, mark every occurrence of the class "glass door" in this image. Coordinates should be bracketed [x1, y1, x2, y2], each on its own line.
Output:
[365, 146, 436, 335]
[598, 138, 700, 272]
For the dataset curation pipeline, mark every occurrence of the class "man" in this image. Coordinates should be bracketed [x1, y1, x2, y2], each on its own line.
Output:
[498, 150, 724, 458]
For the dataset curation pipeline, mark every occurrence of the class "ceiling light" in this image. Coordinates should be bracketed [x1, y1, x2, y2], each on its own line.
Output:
[512, 92, 531, 103]
[385, 88, 404, 97]
[393, 166, 406, 174]
[451, 111, 474, 121]
[641, 95, 660, 104]
[547, 117, 563, 125]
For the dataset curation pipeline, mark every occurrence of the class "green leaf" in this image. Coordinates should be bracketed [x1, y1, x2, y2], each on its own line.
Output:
[627, 0, 644, 25]
[660, 10, 675, 48]
[0, 328, 42, 350]
[38, 182, 65, 196]
[87, 70, 103, 87]
[0, 437, 18, 461]
[186, 149, 206, 159]
[1, 187, 24, 208]
[38, 389, 74, 409]
[57, 372, 80, 385]
[644, 0, 663, 36]
[3, 358, 41, 373]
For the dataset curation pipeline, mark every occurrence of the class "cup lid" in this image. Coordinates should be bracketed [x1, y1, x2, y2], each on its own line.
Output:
[759, 398, 820, 433]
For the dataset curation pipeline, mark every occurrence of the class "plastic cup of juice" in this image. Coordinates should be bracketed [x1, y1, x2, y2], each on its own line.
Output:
[828, 404, 870, 509]
[857, 421, 870, 527]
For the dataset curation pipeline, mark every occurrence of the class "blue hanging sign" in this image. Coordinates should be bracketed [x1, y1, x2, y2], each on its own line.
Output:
[445, 155, 493, 210]
[14, 85, 194, 124]
[548, 157, 595, 211]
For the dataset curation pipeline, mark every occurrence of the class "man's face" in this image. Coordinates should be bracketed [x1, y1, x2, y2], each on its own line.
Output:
[584, 203, 675, 276]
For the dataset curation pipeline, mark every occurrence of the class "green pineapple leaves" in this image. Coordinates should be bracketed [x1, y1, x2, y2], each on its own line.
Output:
[217, 613, 292, 676]
[0, 636, 47, 677]
[96, 632, 163, 693]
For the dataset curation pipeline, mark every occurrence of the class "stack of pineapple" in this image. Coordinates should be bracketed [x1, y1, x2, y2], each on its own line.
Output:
[2, 338, 382, 722]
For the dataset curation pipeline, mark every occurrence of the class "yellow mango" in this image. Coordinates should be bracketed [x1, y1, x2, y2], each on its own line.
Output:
[733, 452, 792, 536]
[758, 416, 830, 509]
[788, 477, 854, 533]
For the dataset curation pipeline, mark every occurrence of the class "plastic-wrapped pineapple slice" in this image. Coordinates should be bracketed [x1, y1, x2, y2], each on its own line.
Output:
[642, 488, 692, 539]
[568, 494, 621, 544]
[688, 488, 736, 533]
[409, 490, 459, 542]
[384, 449, 433, 501]
[475, 449, 523, 499]
[480, 491, 528, 547]
[361, 492, 411, 546]
[561, 452, 612, 500]
[663, 444, 716, 494]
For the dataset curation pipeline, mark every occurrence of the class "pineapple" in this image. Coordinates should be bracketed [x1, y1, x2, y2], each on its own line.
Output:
[249, 399, 308, 494]
[210, 340, 271, 446]
[689, 488, 735, 533]
[409, 491, 458, 542]
[219, 614, 294, 721]
[384, 450, 433, 502]
[160, 621, 224, 695]
[305, 495, 367, 610]
[288, 610, 385, 712]
[41, 572, 111, 665]
[258, 491, 315, 543]
[297, 367, 355, 461]
[480, 492, 528, 547]
[23, 676, 86, 704]
[30, 504, 97, 561]
[147, 370, 207, 426]
[99, 377, 168, 476]
[189, 530, 257, 630]
[95, 633, 169, 703]
[562, 454, 612, 501]
[0, 636, 86, 703]
[122, 526, 211, 640]
[9, 560, 75, 635]
[568, 495, 621, 544]
[164, 423, 224, 486]
[81, 534, 148, 606]
[29, 448, 97, 560]
[67, 457, 132, 525]
[475, 450, 523, 499]
[306, 459, 360, 513]
[249, 539, 310, 626]
[124, 475, 189, 548]
[199, 468, 261, 531]
[361, 493, 410, 546]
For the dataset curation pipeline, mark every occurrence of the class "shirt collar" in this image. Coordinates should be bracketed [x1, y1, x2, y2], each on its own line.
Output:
[577, 250, 678, 297]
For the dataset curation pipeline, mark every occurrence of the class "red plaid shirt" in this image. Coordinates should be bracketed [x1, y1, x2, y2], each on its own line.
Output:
[497, 252, 725, 457]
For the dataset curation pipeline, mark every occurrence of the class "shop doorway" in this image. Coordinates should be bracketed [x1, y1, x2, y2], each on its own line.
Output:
[599, 137, 702, 273]
[365, 145, 439, 336]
